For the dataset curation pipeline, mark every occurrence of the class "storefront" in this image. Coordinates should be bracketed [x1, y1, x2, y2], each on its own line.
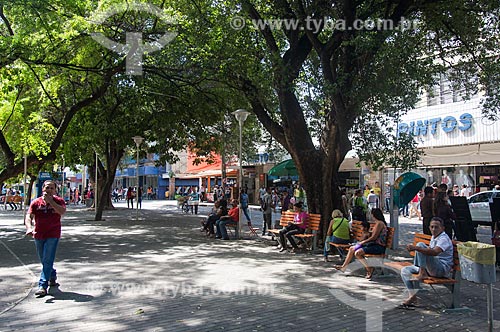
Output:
[393, 97, 500, 193]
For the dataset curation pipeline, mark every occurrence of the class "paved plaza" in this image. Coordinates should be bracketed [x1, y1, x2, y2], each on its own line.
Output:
[0, 200, 499, 331]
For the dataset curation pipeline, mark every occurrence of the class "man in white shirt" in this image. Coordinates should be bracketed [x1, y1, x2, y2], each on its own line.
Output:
[399, 217, 454, 308]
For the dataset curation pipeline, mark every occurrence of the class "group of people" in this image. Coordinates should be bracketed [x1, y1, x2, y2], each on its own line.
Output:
[200, 197, 239, 240]
[329, 183, 456, 308]
[23, 179, 459, 306]
[1, 189, 23, 210]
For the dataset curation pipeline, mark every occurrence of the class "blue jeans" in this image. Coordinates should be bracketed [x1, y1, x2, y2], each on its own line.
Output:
[34, 238, 59, 289]
[399, 204, 409, 216]
[215, 218, 236, 239]
[385, 198, 391, 212]
[242, 206, 251, 222]
[323, 235, 350, 258]
[401, 242, 449, 293]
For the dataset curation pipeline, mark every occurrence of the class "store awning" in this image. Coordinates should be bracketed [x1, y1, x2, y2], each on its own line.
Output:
[173, 169, 238, 179]
[420, 142, 500, 167]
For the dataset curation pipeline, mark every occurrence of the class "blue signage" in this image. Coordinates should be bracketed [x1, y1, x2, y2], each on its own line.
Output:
[398, 113, 473, 137]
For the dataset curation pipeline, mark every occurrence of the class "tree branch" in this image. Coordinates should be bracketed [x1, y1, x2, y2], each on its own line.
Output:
[0, 4, 14, 36]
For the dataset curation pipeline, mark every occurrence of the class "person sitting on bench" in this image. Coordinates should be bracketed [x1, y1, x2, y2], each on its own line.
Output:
[277, 202, 308, 253]
[215, 199, 239, 240]
[399, 217, 453, 308]
[333, 208, 387, 279]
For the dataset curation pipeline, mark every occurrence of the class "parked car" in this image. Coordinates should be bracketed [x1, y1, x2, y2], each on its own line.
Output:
[467, 190, 500, 225]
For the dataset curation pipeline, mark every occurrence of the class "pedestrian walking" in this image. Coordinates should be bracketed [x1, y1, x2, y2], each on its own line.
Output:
[126, 186, 134, 208]
[24, 180, 66, 297]
[261, 187, 273, 235]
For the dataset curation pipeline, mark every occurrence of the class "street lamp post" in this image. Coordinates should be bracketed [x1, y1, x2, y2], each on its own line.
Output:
[233, 109, 250, 239]
[132, 136, 144, 220]
[62, 154, 65, 202]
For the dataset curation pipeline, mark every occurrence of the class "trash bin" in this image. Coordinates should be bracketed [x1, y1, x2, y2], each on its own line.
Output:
[457, 242, 497, 284]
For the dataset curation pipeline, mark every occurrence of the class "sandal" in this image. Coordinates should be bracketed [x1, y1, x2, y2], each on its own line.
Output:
[333, 265, 346, 273]
[365, 267, 375, 279]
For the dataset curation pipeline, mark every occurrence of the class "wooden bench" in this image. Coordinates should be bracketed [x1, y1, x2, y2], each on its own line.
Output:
[329, 220, 395, 260]
[269, 211, 321, 250]
[384, 233, 461, 309]
[268, 210, 294, 238]
[294, 213, 321, 250]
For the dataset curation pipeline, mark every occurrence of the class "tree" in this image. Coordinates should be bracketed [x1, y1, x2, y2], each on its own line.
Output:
[0, 1, 122, 185]
[171, 0, 500, 239]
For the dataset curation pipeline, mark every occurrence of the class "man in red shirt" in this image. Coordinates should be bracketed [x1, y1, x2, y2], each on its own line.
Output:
[25, 180, 66, 297]
[215, 199, 239, 240]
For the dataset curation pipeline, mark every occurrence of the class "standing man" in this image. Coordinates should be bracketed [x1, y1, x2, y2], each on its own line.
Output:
[367, 189, 379, 210]
[420, 186, 434, 235]
[384, 182, 391, 213]
[240, 189, 252, 224]
[261, 187, 273, 236]
[24, 180, 66, 297]
[373, 181, 382, 205]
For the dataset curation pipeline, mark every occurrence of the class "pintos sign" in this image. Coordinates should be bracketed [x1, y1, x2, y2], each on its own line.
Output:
[398, 113, 473, 137]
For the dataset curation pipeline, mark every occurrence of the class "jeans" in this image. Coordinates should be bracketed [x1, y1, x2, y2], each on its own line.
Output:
[262, 213, 272, 235]
[34, 238, 59, 289]
[242, 206, 251, 222]
[204, 214, 218, 234]
[399, 204, 409, 216]
[385, 198, 391, 212]
[215, 218, 236, 239]
[401, 242, 449, 293]
[279, 224, 305, 250]
[323, 235, 350, 258]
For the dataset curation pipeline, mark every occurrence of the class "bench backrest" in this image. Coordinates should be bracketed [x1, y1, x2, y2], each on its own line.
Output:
[278, 211, 320, 231]
[351, 219, 394, 248]
[278, 211, 295, 227]
[411, 233, 460, 271]
[350, 220, 366, 242]
[307, 213, 321, 231]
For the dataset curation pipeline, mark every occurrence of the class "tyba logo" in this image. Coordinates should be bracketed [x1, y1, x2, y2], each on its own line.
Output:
[89, 2, 177, 75]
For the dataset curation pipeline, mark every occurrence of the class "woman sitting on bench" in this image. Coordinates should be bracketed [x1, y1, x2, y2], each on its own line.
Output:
[333, 208, 388, 279]
[323, 209, 350, 262]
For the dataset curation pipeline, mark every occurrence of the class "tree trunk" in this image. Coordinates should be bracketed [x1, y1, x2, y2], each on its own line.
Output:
[93, 141, 124, 221]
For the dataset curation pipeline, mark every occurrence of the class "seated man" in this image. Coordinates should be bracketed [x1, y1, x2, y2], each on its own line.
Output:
[399, 217, 453, 308]
[215, 199, 239, 240]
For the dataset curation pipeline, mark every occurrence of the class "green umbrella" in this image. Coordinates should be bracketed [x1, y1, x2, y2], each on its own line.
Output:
[268, 159, 298, 177]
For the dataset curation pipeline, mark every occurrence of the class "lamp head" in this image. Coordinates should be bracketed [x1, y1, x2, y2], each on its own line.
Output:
[132, 136, 144, 146]
[233, 109, 250, 123]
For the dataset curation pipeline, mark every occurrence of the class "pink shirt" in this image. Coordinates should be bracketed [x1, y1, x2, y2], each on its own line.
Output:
[294, 211, 309, 229]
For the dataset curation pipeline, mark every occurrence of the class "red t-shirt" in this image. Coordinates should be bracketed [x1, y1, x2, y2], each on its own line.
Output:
[228, 206, 239, 222]
[29, 196, 66, 239]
